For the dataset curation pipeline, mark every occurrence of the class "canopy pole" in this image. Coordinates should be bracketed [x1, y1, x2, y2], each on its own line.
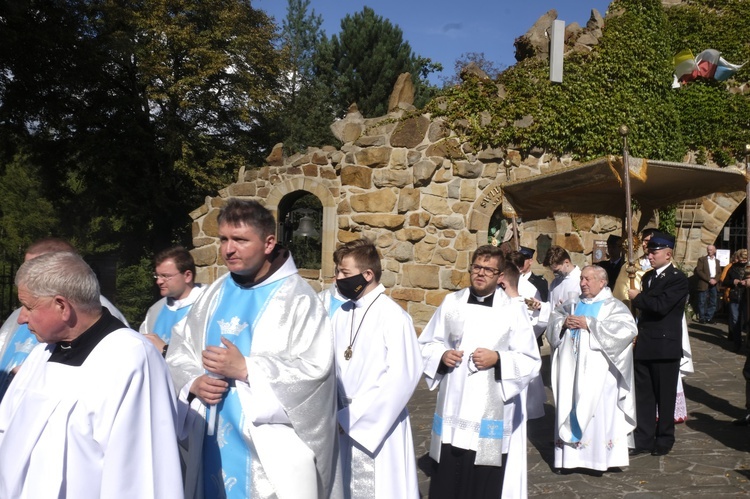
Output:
[620, 125, 636, 292]
[745, 145, 750, 329]
[504, 158, 521, 251]
[745, 145, 750, 255]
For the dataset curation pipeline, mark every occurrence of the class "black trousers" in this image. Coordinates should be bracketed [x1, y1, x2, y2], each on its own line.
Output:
[742, 352, 750, 411]
[428, 444, 508, 499]
[633, 358, 680, 450]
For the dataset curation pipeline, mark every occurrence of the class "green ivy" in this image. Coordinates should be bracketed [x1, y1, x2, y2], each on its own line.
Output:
[424, 0, 750, 165]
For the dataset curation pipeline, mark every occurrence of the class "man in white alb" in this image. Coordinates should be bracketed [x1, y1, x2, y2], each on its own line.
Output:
[331, 238, 421, 498]
[0, 251, 182, 498]
[167, 198, 339, 499]
[420, 245, 541, 499]
[140, 246, 203, 357]
[544, 245, 581, 308]
[0, 237, 129, 401]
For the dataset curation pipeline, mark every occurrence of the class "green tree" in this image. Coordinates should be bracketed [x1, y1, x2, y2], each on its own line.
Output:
[0, 0, 284, 259]
[0, 149, 58, 262]
[273, 0, 340, 153]
[324, 7, 440, 117]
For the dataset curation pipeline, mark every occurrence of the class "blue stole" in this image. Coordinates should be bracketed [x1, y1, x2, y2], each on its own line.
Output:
[153, 304, 191, 344]
[202, 276, 285, 499]
[568, 300, 604, 442]
[327, 294, 345, 318]
[0, 325, 38, 400]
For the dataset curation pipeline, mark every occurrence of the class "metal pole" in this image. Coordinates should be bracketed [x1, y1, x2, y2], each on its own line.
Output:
[620, 125, 635, 290]
[745, 144, 750, 252]
[744, 145, 750, 348]
[504, 158, 521, 250]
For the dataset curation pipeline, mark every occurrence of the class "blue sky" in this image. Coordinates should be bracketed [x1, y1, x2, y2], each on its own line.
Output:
[256, 0, 613, 84]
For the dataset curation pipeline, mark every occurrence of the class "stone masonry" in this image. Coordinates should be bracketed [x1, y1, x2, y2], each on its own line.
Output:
[188, 6, 747, 331]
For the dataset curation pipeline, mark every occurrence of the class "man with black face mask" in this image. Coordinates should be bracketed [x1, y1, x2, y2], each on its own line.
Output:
[330, 238, 422, 499]
[544, 245, 582, 309]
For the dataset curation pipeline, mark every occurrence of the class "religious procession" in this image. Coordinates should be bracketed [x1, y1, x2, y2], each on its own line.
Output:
[2, 0, 750, 498]
[0, 195, 748, 499]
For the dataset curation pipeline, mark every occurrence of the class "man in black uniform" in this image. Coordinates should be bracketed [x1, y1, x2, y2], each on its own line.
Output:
[627, 232, 689, 456]
[519, 246, 548, 302]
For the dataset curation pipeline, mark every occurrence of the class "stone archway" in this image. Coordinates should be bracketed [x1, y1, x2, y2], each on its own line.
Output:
[265, 178, 337, 280]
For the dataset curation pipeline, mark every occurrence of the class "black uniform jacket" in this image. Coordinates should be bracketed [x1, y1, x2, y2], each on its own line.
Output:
[631, 263, 689, 361]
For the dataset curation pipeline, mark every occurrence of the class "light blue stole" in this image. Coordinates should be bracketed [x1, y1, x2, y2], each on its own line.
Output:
[0, 325, 38, 400]
[202, 276, 285, 499]
[327, 294, 346, 318]
[153, 305, 191, 344]
[568, 300, 604, 442]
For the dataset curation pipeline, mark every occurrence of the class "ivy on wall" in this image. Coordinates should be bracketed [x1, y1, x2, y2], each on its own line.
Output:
[425, 0, 750, 235]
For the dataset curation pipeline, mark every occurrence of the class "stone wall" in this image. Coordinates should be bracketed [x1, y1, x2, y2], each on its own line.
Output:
[188, 102, 636, 331]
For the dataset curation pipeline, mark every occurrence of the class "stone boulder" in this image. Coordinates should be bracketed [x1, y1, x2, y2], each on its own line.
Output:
[514, 9, 557, 62]
[388, 73, 415, 112]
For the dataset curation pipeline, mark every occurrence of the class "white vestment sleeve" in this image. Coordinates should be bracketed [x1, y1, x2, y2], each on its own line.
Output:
[339, 308, 422, 454]
[418, 299, 452, 390]
[99, 340, 183, 498]
[497, 310, 542, 401]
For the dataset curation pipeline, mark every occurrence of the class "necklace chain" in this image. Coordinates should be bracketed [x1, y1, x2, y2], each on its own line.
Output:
[344, 293, 383, 361]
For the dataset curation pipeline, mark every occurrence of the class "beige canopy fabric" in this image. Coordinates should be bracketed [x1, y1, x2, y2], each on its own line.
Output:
[502, 156, 749, 222]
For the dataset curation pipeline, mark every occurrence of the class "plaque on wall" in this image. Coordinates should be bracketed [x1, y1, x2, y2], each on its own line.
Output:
[592, 240, 608, 263]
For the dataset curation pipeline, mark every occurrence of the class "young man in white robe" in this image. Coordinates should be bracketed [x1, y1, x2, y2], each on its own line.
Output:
[419, 245, 541, 499]
[547, 265, 637, 473]
[544, 245, 582, 308]
[0, 237, 129, 401]
[499, 255, 547, 421]
[167, 198, 340, 499]
[0, 251, 182, 498]
[330, 238, 422, 499]
[140, 246, 204, 357]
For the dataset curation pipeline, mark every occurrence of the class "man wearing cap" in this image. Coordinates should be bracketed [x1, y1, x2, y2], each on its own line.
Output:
[600, 235, 624, 288]
[694, 244, 722, 324]
[519, 246, 549, 302]
[627, 232, 689, 456]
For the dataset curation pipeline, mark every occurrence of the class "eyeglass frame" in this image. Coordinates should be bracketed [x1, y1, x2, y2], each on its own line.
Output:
[469, 264, 501, 276]
[152, 272, 183, 281]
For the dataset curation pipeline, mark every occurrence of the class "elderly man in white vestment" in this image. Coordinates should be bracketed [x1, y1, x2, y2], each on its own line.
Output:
[330, 238, 421, 498]
[0, 251, 183, 498]
[547, 265, 637, 473]
[420, 245, 541, 499]
[167, 198, 340, 499]
[0, 237, 129, 401]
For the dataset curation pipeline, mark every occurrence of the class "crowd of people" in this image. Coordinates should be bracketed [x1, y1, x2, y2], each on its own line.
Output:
[0, 197, 746, 498]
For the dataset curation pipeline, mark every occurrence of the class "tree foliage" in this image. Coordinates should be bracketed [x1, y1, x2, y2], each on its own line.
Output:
[0, 0, 284, 262]
[271, 0, 340, 153]
[441, 52, 505, 87]
[323, 6, 440, 117]
[426, 0, 685, 161]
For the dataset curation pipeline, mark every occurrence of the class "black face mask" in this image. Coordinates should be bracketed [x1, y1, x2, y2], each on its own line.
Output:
[336, 273, 369, 301]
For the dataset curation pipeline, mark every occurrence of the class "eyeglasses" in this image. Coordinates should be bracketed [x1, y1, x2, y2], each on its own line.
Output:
[153, 273, 181, 281]
[470, 264, 501, 276]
